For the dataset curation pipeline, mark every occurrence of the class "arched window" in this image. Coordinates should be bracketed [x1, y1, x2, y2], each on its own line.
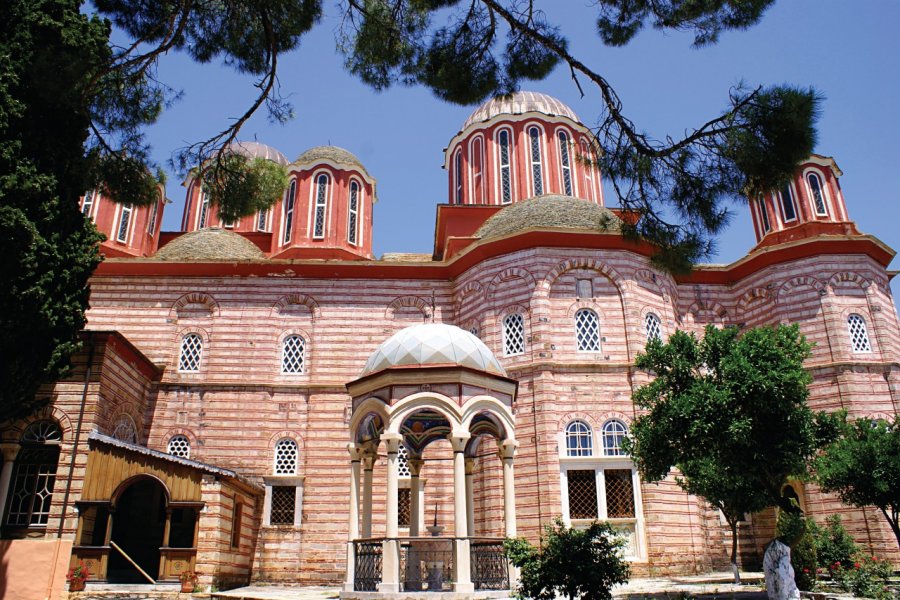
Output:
[7, 421, 61, 527]
[779, 184, 797, 222]
[281, 334, 306, 374]
[471, 136, 484, 204]
[178, 333, 203, 372]
[112, 414, 138, 444]
[312, 173, 329, 239]
[528, 126, 544, 196]
[348, 181, 361, 245]
[454, 149, 463, 204]
[167, 435, 191, 458]
[497, 129, 513, 204]
[283, 179, 297, 244]
[580, 140, 595, 202]
[574, 308, 600, 352]
[565, 421, 593, 457]
[397, 444, 411, 477]
[644, 313, 662, 341]
[257, 207, 269, 232]
[197, 189, 210, 229]
[558, 130, 573, 196]
[81, 190, 96, 218]
[758, 198, 771, 233]
[807, 172, 828, 216]
[116, 203, 133, 243]
[148, 200, 159, 234]
[273, 438, 298, 475]
[502, 313, 525, 356]
[602, 420, 627, 456]
[847, 313, 872, 353]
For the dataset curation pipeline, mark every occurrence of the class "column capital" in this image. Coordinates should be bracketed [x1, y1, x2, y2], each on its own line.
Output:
[0, 443, 19, 462]
[448, 432, 471, 453]
[407, 457, 424, 477]
[347, 443, 365, 461]
[362, 453, 377, 471]
[381, 432, 403, 453]
[499, 438, 519, 459]
[464, 457, 476, 476]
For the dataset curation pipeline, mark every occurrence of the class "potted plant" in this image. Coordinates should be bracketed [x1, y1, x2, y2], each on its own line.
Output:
[66, 561, 90, 592]
[180, 570, 198, 593]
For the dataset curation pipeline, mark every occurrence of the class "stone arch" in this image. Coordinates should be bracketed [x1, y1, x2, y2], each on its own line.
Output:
[388, 392, 463, 435]
[596, 410, 632, 427]
[350, 399, 389, 444]
[455, 280, 485, 313]
[169, 292, 219, 320]
[557, 411, 600, 431]
[827, 271, 872, 294]
[778, 276, 825, 299]
[460, 396, 514, 439]
[685, 301, 728, 323]
[385, 296, 431, 320]
[6, 405, 74, 443]
[737, 287, 772, 312]
[539, 258, 625, 297]
[487, 267, 537, 298]
[271, 293, 321, 319]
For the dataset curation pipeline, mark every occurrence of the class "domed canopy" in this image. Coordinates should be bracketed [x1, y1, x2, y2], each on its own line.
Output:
[226, 141, 289, 166]
[475, 195, 622, 240]
[154, 228, 266, 261]
[294, 145, 368, 174]
[463, 91, 580, 130]
[361, 323, 505, 377]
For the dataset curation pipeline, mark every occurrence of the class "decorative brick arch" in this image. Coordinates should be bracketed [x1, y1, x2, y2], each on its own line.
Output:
[169, 292, 220, 320]
[385, 296, 431, 320]
[685, 301, 728, 321]
[3, 406, 73, 443]
[827, 271, 872, 294]
[737, 287, 772, 313]
[596, 410, 632, 427]
[271, 293, 321, 319]
[557, 411, 599, 431]
[777, 276, 825, 303]
[455, 280, 485, 310]
[487, 267, 536, 298]
[538, 258, 625, 297]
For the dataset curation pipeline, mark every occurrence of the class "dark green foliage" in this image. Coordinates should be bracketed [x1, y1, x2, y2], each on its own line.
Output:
[815, 416, 900, 550]
[810, 515, 858, 570]
[504, 518, 630, 600]
[776, 511, 817, 591]
[202, 156, 289, 224]
[627, 324, 831, 580]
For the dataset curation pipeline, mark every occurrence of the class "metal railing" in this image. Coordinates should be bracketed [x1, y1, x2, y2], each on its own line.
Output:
[471, 539, 509, 590]
[400, 538, 454, 592]
[354, 540, 383, 591]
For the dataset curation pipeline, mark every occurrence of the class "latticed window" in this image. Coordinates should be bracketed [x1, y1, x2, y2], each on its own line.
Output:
[807, 173, 828, 216]
[645, 313, 662, 342]
[575, 309, 600, 352]
[602, 420, 627, 456]
[528, 126, 543, 196]
[565, 421, 593, 457]
[7, 421, 61, 527]
[112, 415, 138, 444]
[283, 179, 297, 243]
[502, 313, 525, 356]
[274, 438, 298, 474]
[398, 488, 411, 528]
[847, 314, 872, 353]
[178, 333, 203, 372]
[116, 204, 133, 243]
[567, 470, 598, 519]
[281, 335, 306, 374]
[270, 486, 296, 525]
[558, 130, 573, 196]
[167, 435, 191, 458]
[313, 173, 329, 238]
[604, 470, 636, 518]
[498, 129, 512, 204]
[348, 181, 360, 245]
[397, 444, 411, 477]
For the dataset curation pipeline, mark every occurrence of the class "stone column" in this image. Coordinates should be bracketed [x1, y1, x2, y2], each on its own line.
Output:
[344, 444, 364, 592]
[465, 457, 476, 538]
[0, 444, 19, 536]
[408, 457, 424, 537]
[500, 440, 519, 538]
[450, 433, 473, 592]
[378, 433, 403, 593]
[361, 452, 375, 538]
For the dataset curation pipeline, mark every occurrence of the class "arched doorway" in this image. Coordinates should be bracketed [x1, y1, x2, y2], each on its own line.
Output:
[107, 477, 167, 583]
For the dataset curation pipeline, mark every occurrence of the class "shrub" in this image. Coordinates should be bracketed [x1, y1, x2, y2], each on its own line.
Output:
[830, 553, 892, 600]
[810, 514, 858, 570]
[776, 510, 817, 591]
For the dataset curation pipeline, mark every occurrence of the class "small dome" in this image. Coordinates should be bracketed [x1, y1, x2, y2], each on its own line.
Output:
[294, 146, 368, 174]
[361, 324, 506, 377]
[226, 141, 289, 166]
[154, 228, 266, 261]
[463, 91, 580, 130]
[475, 195, 622, 240]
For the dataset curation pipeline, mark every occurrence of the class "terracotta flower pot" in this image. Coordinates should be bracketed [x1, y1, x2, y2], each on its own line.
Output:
[69, 578, 86, 592]
[181, 580, 195, 593]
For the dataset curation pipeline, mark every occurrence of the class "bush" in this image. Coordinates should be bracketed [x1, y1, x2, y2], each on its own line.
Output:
[504, 518, 630, 600]
[776, 511, 817, 591]
[810, 514, 858, 570]
[830, 553, 893, 600]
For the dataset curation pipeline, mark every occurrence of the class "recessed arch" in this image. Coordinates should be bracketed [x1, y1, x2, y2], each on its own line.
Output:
[271, 293, 321, 319]
[169, 292, 220, 320]
[386, 296, 431, 320]
[539, 258, 625, 298]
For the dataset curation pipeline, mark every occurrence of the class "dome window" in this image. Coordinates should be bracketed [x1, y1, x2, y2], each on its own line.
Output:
[779, 184, 797, 222]
[454, 149, 463, 204]
[283, 179, 297, 244]
[528, 126, 544, 196]
[580, 140, 596, 202]
[757, 198, 771, 233]
[471, 136, 485, 204]
[312, 173, 329, 239]
[197, 189, 210, 229]
[116, 203, 133, 243]
[558, 130, 573, 196]
[348, 181, 360, 245]
[81, 190, 96, 219]
[807, 172, 829, 216]
[257, 207, 269, 232]
[497, 128, 513, 205]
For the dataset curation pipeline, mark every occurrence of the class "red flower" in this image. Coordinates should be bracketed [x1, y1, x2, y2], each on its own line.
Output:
[854, 562, 861, 568]
[802, 568, 809, 573]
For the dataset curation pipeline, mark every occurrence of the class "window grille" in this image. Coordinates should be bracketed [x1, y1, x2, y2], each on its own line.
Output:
[847, 314, 872, 353]
[22, 420, 62, 443]
[780, 185, 797, 221]
[528, 126, 543, 196]
[567, 470, 598, 519]
[758, 198, 770, 232]
[397, 444, 411, 477]
[454, 150, 463, 204]
[148, 200, 159, 233]
[168, 435, 191, 458]
[575, 309, 600, 352]
[502, 313, 525, 356]
[576, 278, 593, 299]
[274, 438, 298, 475]
[807, 173, 828, 216]
[558, 130, 573, 196]
[645, 313, 662, 341]
[348, 182, 360, 245]
[498, 129, 512, 204]
[116, 204, 133, 243]
[7, 446, 59, 526]
[270, 486, 296, 525]
[602, 420, 627, 456]
[81, 190, 95, 217]
[565, 421, 593, 457]
[178, 333, 203, 372]
[283, 179, 297, 243]
[112, 415, 137, 444]
[398, 488, 411, 528]
[198, 190, 209, 229]
[469, 325, 479, 338]
[313, 174, 328, 238]
[281, 335, 306, 374]
[604, 469, 635, 518]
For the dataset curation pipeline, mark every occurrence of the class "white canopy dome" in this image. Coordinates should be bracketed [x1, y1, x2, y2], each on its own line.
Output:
[361, 324, 506, 377]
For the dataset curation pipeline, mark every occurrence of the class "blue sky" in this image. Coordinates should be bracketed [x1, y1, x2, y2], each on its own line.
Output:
[143, 1, 900, 300]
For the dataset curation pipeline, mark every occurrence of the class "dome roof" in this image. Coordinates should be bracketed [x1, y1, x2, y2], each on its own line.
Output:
[294, 145, 368, 174]
[154, 228, 267, 261]
[475, 195, 622, 240]
[463, 91, 580, 130]
[361, 324, 506, 377]
[226, 141, 289, 166]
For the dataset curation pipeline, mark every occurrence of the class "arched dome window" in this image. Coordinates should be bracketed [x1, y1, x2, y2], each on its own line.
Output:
[178, 333, 203, 372]
[757, 198, 771, 233]
[645, 313, 662, 342]
[116, 203, 133, 243]
[257, 207, 270, 232]
[565, 420, 593, 457]
[348, 181, 361, 245]
[847, 313, 872, 353]
[497, 128, 513, 205]
[528, 125, 544, 196]
[574, 308, 600, 352]
[7, 420, 61, 527]
[580, 139, 596, 202]
[454, 149, 463, 204]
[471, 136, 485, 204]
[168, 435, 191, 458]
[602, 420, 628, 456]
[502, 313, 525, 356]
[779, 184, 797, 222]
[281, 334, 306, 374]
[81, 190, 96, 219]
[807, 172, 828, 216]
[283, 179, 297, 244]
[312, 173, 329, 239]
[197, 188, 210, 229]
[557, 130, 573, 196]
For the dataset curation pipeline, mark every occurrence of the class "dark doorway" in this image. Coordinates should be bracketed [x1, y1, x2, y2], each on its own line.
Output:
[107, 478, 166, 583]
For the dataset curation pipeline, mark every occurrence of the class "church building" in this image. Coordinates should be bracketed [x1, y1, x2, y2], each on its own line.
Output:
[1, 91, 898, 597]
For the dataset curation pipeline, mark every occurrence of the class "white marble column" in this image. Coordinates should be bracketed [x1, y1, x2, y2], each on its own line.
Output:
[499, 439, 519, 538]
[378, 433, 403, 593]
[344, 444, 363, 592]
[361, 452, 375, 538]
[408, 457, 424, 537]
[450, 433, 473, 592]
[465, 457, 476, 538]
[0, 444, 19, 535]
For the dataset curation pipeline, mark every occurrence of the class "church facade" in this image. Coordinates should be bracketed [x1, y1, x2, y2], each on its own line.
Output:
[1, 92, 898, 596]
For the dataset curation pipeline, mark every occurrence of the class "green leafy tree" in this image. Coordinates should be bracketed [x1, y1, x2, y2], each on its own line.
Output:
[626, 324, 833, 582]
[815, 415, 900, 550]
[504, 518, 630, 600]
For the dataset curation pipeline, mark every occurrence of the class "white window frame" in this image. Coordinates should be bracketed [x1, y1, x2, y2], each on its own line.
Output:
[196, 189, 210, 230]
[115, 203, 133, 244]
[469, 135, 485, 204]
[602, 419, 628, 456]
[805, 171, 829, 217]
[281, 334, 306, 374]
[282, 179, 297, 244]
[574, 308, 601, 353]
[557, 129, 574, 196]
[167, 435, 191, 458]
[580, 139, 596, 202]
[454, 149, 463, 204]
[757, 197, 771, 233]
[257, 207, 270, 232]
[565, 420, 594, 457]
[178, 333, 203, 372]
[348, 180, 361, 246]
[847, 313, 872, 353]
[496, 127, 514, 205]
[778, 183, 797, 223]
[147, 199, 159, 234]
[644, 312, 662, 342]
[502, 313, 526, 356]
[527, 124, 545, 197]
[81, 190, 96, 220]
[310, 172, 330, 239]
